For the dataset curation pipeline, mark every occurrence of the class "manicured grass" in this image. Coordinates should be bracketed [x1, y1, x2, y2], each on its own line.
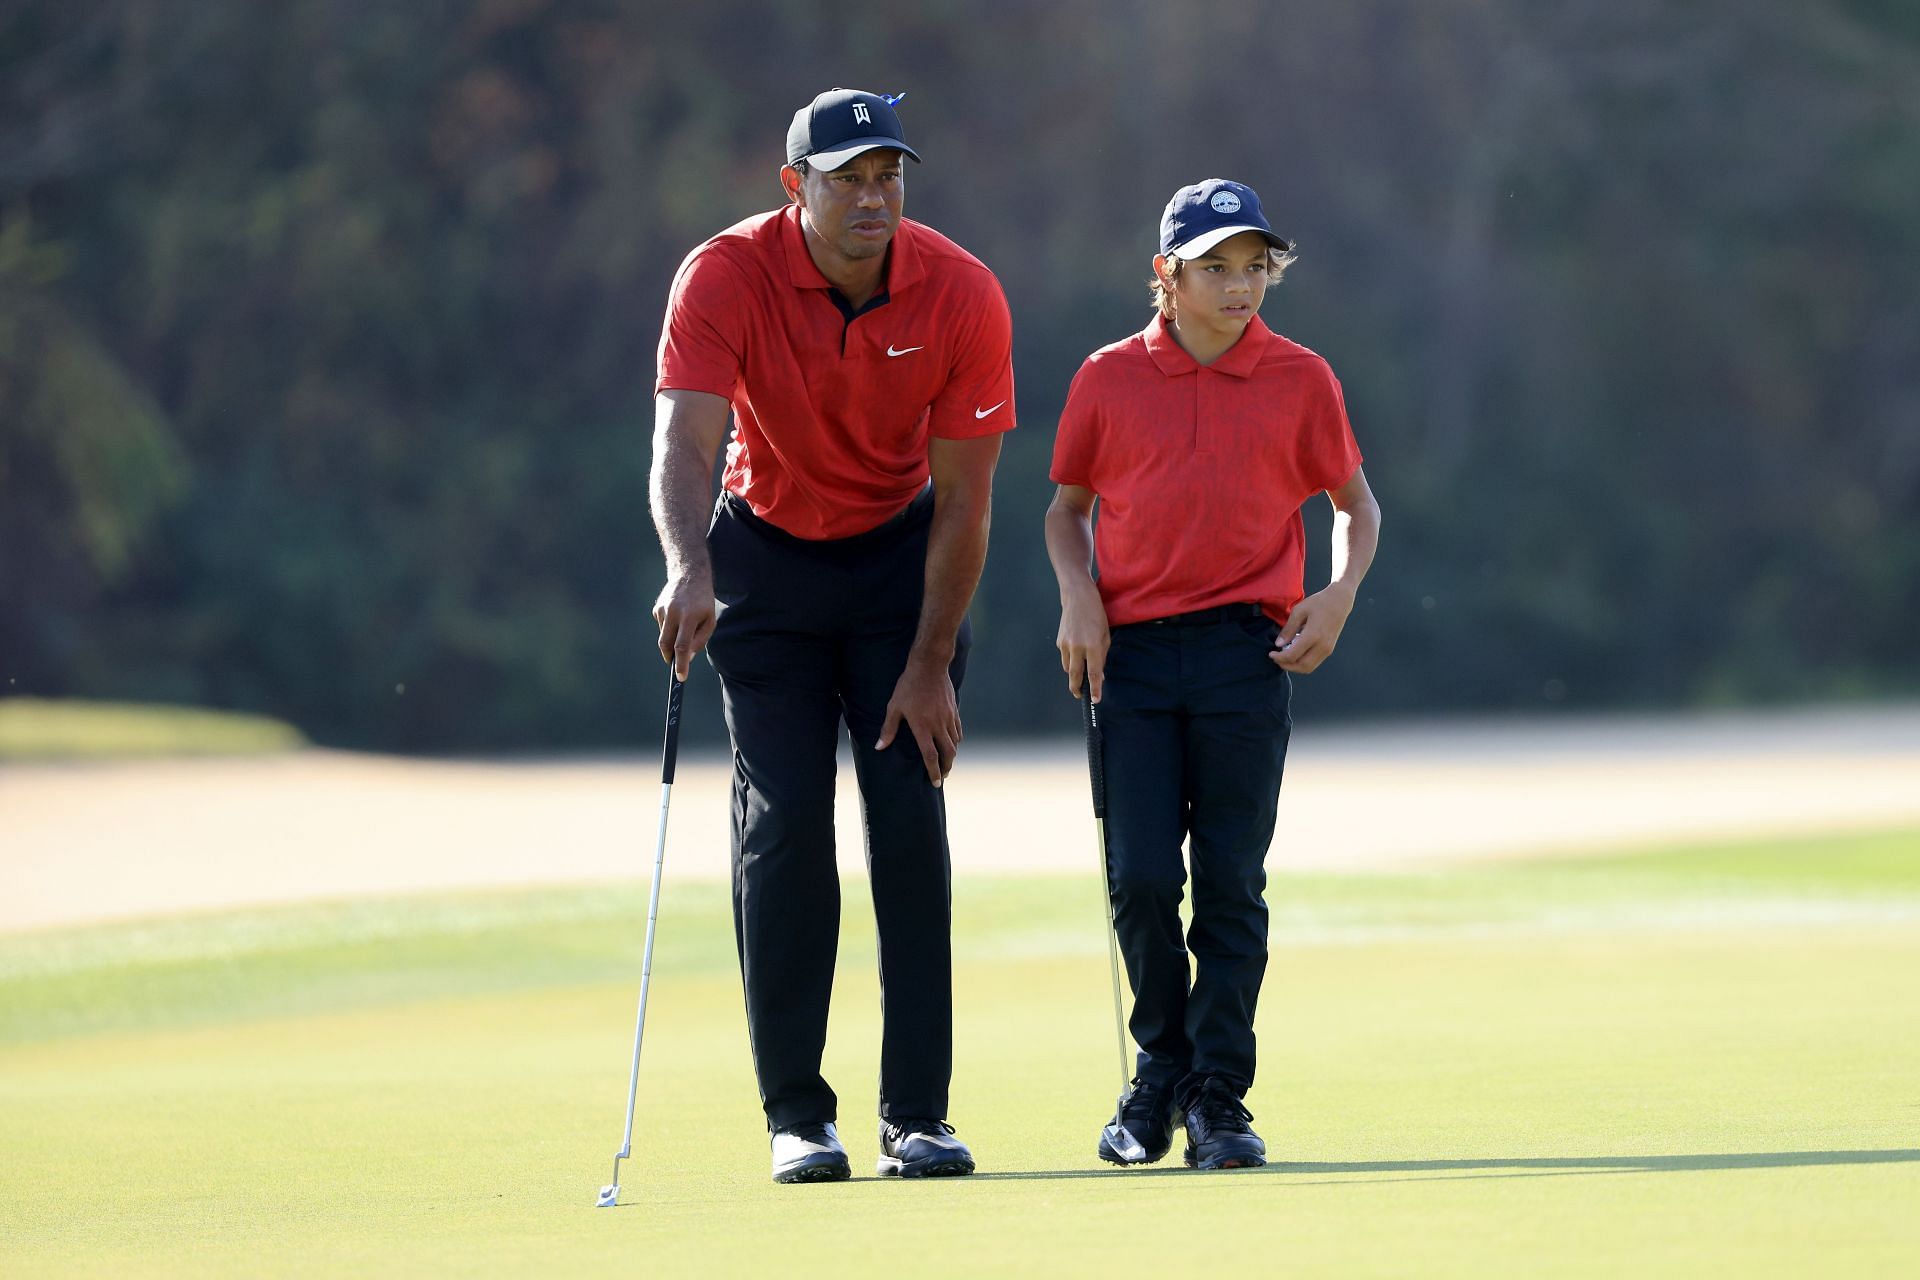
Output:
[2, 829, 1917, 1277]
[0, 698, 304, 761]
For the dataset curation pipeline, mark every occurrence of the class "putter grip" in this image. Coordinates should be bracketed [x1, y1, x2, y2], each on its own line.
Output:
[661, 671, 685, 784]
[1081, 694, 1106, 820]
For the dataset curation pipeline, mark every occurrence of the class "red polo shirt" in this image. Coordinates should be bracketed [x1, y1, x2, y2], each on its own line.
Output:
[656, 205, 1016, 540]
[1050, 314, 1363, 627]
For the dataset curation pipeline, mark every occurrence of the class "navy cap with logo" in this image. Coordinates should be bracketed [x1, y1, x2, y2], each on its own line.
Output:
[1159, 179, 1293, 259]
[786, 88, 922, 171]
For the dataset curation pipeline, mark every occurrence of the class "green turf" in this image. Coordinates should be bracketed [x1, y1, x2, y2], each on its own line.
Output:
[0, 697, 304, 760]
[3, 828, 1917, 1277]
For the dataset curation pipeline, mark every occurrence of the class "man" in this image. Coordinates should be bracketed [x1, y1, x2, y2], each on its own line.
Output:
[649, 88, 1014, 1183]
[1047, 179, 1380, 1169]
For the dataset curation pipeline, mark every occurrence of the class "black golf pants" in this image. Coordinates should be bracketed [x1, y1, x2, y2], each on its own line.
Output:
[1098, 605, 1290, 1099]
[705, 487, 968, 1131]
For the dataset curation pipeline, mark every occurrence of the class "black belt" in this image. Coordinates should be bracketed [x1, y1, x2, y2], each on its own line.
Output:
[1130, 602, 1266, 627]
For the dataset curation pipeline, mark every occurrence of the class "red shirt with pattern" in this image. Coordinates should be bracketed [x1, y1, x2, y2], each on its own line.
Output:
[1050, 314, 1362, 627]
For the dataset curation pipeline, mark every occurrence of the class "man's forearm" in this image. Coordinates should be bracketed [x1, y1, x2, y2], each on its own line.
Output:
[648, 390, 731, 676]
[650, 426, 718, 580]
[909, 491, 991, 667]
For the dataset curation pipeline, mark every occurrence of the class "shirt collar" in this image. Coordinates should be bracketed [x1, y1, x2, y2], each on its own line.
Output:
[1143, 312, 1273, 379]
[780, 204, 923, 293]
[780, 205, 831, 288]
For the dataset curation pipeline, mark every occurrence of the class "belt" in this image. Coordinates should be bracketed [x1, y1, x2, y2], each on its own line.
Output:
[719, 482, 932, 548]
[1131, 602, 1266, 627]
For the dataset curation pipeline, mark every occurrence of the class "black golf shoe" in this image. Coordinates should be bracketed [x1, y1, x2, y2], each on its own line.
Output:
[1096, 1076, 1180, 1165]
[876, 1117, 975, 1178]
[770, 1121, 851, 1184]
[1181, 1077, 1267, 1170]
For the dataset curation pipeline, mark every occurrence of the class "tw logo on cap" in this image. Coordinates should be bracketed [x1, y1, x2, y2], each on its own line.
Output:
[786, 87, 923, 170]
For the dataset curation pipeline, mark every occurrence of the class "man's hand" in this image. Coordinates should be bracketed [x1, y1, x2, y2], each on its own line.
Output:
[1274, 583, 1355, 675]
[653, 572, 716, 681]
[875, 433, 997, 787]
[877, 655, 962, 786]
[1057, 584, 1111, 702]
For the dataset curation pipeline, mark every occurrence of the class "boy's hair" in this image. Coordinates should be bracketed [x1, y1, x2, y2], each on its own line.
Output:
[1148, 244, 1297, 319]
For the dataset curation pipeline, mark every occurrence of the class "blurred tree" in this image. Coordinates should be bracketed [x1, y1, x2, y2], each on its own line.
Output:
[0, 0, 1913, 750]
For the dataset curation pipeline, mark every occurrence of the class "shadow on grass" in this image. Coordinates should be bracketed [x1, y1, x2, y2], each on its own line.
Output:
[973, 1149, 1920, 1184]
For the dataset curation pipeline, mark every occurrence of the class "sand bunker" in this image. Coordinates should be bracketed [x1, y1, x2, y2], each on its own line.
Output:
[4, 704, 1918, 932]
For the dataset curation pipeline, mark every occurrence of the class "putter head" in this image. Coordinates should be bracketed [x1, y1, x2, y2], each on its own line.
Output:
[595, 1183, 620, 1208]
[1102, 1122, 1149, 1164]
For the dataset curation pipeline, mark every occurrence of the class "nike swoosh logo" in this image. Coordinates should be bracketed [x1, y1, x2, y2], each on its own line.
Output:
[886, 344, 924, 357]
[974, 401, 1007, 419]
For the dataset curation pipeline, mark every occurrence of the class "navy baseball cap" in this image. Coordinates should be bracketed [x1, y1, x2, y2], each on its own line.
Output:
[786, 88, 922, 170]
[1159, 179, 1292, 259]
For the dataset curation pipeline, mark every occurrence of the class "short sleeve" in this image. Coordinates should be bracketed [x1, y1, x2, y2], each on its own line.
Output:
[926, 271, 1017, 439]
[1048, 359, 1103, 490]
[1296, 359, 1364, 494]
[655, 246, 747, 399]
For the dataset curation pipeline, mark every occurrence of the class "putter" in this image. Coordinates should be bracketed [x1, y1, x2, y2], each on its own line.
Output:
[596, 668, 686, 1208]
[1082, 692, 1149, 1163]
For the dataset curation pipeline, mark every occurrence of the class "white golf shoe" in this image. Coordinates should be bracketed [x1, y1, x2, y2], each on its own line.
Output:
[770, 1121, 851, 1183]
[876, 1118, 975, 1178]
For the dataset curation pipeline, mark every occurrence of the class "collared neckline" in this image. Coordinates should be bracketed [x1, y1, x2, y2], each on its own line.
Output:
[1143, 312, 1273, 379]
[779, 204, 924, 293]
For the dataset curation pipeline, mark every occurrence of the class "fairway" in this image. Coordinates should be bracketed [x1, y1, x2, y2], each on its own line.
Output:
[4, 830, 1918, 1277]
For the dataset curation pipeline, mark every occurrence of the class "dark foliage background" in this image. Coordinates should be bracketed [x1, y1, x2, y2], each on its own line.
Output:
[4, 0, 1916, 750]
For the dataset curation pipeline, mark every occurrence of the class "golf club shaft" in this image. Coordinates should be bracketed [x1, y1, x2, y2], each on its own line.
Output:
[612, 671, 686, 1171]
[1082, 695, 1133, 1099]
[1095, 817, 1130, 1099]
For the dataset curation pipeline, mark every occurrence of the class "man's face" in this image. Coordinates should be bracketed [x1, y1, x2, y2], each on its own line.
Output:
[784, 148, 906, 263]
[1163, 231, 1272, 333]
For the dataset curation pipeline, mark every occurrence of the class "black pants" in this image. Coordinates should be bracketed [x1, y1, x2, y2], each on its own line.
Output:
[705, 487, 969, 1130]
[1099, 606, 1290, 1099]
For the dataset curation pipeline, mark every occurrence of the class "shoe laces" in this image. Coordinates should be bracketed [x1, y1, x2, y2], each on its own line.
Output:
[884, 1116, 954, 1142]
[1190, 1080, 1253, 1136]
[1118, 1077, 1169, 1125]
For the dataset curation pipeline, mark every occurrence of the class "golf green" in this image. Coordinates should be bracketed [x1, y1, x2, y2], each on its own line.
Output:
[3, 829, 1917, 1277]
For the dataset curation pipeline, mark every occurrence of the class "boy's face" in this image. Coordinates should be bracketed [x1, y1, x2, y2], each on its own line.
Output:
[1161, 231, 1272, 335]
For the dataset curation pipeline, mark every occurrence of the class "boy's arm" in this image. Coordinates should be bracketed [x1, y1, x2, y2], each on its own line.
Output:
[1045, 484, 1111, 701]
[1276, 466, 1381, 675]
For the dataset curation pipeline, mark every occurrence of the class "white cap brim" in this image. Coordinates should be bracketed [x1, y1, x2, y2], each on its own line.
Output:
[803, 138, 922, 170]
[1168, 224, 1288, 259]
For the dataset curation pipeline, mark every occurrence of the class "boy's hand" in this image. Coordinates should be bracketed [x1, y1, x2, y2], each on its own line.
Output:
[1057, 586, 1112, 701]
[1274, 584, 1355, 674]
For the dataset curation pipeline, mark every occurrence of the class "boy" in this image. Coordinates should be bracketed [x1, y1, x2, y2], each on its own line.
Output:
[1044, 179, 1381, 1169]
